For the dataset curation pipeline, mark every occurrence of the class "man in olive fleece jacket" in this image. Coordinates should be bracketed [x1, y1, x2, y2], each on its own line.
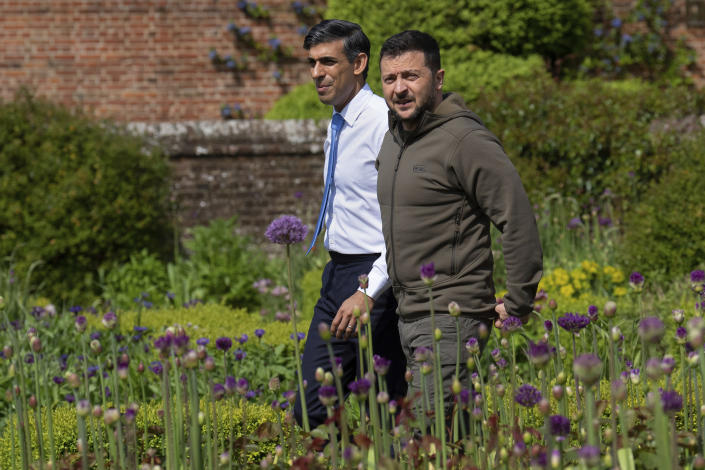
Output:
[376, 30, 543, 412]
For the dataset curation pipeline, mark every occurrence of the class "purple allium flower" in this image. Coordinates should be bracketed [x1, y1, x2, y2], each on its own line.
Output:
[548, 414, 570, 440]
[348, 378, 371, 397]
[24, 353, 34, 364]
[245, 390, 256, 400]
[265, 215, 308, 245]
[75, 315, 87, 333]
[90, 331, 101, 340]
[215, 337, 232, 352]
[420, 262, 436, 284]
[577, 445, 600, 466]
[358, 273, 369, 290]
[373, 354, 391, 376]
[587, 305, 598, 322]
[543, 320, 553, 332]
[676, 326, 688, 344]
[318, 385, 337, 406]
[65, 394, 76, 403]
[567, 217, 582, 229]
[638, 316, 665, 344]
[573, 353, 603, 386]
[254, 328, 265, 339]
[691, 270, 705, 283]
[414, 346, 432, 363]
[53, 376, 65, 385]
[69, 306, 83, 314]
[466, 337, 480, 355]
[290, 332, 306, 342]
[212, 383, 226, 401]
[224, 376, 237, 393]
[501, 315, 523, 334]
[149, 361, 163, 375]
[527, 341, 551, 368]
[196, 337, 209, 346]
[496, 358, 508, 369]
[102, 312, 117, 329]
[238, 334, 248, 344]
[557, 313, 590, 334]
[598, 216, 612, 227]
[611, 18, 622, 28]
[514, 384, 542, 407]
[268, 37, 281, 49]
[660, 389, 683, 415]
[629, 271, 645, 289]
[233, 348, 246, 361]
[236, 377, 249, 395]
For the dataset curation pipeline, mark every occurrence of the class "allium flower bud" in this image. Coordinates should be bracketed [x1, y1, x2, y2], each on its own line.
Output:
[478, 322, 489, 339]
[30, 336, 41, 353]
[552, 385, 564, 400]
[688, 317, 705, 348]
[603, 300, 617, 317]
[220, 452, 231, 465]
[65, 372, 81, 388]
[102, 312, 117, 329]
[405, 369, 413, 382]
[661, 355, 676, 375]
[360, 312, 369, 325]
[358, 274, 369, 290]
[315, 367, 325, 382]
[645, 357, 663, 381]
[638, 317, 665, 344]
[448, 301, 461, 317]
[359, 334, 368, 349]
[389, 400, 398, 414]
[672, 309, 684, 324]
[434, 328, 442, 341]
[74, 315, 87, 333]
[612, 380, 626, 402]
[29, 395, 37, 409]
[500, 338, 509, 349]
[496, 383, 505, 397]
[629, 368, 640, 384]
[466, 337, 480, 355]
[352, 306, 360, 318]
[104, 408, 120, 426]
[377, 391, 389, 404]
[317, 322, 331, 341]
[538, 398, 550, 415]
[90, 339, 102, 354]
[2, 345, 12, 359]
[420, 262, 436, 285]
[323, 371, 334, 386]
[452, 377, 462, 395]
[204, 356, 215, 371]
[420, 362, 433, 375]
[183, 350, 198, 369]
[611, 326, 622, 342]
[548, 299, 557, 310]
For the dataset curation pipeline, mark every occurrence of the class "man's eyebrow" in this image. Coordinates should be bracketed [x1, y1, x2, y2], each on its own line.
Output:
[308, 55, 337, 62]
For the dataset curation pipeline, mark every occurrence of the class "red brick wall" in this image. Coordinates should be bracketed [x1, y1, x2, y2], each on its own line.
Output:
[0, 0, 320, 122]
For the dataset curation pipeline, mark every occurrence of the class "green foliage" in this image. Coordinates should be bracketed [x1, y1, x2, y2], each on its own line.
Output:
[99, 217, 274, 311]
[619, 134, 705, 280]
[181, 217, 273, 310]
[461, 0, 593, 61]
[264, 83, 330, 120]
[0, 400, 285, 467]
[471, 78, 705, 209]
[91, 303, 307, 351]
[0, 91, 172, 304]
[577, 0, 696, 85]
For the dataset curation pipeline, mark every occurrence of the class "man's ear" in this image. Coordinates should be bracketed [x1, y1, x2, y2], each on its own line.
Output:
[435, 68, 445, 92]
[353, 52, 368, 77]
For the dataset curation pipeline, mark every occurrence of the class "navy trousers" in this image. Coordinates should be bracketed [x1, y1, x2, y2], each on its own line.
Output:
[294, 252, 407, 429]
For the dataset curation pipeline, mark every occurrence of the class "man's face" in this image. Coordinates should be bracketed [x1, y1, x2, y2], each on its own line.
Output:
[380, 50, 444, 131]
[308, 40, 365, 112]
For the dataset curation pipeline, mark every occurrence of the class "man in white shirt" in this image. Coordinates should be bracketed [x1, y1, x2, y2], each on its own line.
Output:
[294, 19, 406, 430]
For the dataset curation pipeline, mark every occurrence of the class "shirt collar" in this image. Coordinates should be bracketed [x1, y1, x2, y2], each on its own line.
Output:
[332, 83, 373, 127]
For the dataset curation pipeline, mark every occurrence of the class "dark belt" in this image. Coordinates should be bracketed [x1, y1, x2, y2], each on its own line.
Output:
[328, 251, 380, 264]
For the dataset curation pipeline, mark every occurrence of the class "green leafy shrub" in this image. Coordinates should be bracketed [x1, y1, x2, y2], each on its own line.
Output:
[264, 83, 330, 120]
[0, 91, 172, 304]
[0, 400, 285, 467]
[471, 78, 704, 208]
[618, 134, 705, 280]
[87, 303, 309, 350]
[99, 218, 275, 311]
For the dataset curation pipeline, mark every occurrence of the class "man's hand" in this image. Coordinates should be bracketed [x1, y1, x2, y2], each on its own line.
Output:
[330, 290, 374, 340]
[494, 303, 530, 329]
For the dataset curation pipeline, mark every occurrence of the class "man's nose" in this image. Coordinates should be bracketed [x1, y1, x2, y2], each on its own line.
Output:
[394, 78, 408, 95]
[311, 62, 324, 79]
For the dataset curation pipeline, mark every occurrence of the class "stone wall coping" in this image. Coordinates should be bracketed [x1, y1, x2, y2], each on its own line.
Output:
[126, 119, 330, 157]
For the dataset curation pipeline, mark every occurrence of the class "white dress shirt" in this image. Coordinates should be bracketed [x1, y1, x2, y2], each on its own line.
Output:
[322, 83, 391, 299]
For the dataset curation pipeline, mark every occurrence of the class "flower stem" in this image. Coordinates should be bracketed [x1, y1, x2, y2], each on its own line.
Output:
[286, 244, 309, 433]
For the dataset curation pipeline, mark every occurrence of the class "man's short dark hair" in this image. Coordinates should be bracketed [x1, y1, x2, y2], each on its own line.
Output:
[379, 30, 441, 74]
[303, 19, 370, 79]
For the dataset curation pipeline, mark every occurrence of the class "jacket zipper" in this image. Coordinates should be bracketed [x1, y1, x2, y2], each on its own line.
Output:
[390, 142, 406, 311]
[451, 206, 462, 275]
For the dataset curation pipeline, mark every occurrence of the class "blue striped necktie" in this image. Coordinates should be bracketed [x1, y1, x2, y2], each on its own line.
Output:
[306, 113, 345, 255]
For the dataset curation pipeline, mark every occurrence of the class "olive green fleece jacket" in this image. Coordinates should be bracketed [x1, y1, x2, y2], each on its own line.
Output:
[376, 93, 543, 320]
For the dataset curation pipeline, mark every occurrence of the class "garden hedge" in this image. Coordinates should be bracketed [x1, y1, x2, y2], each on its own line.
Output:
[0, 91, 172, 305]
